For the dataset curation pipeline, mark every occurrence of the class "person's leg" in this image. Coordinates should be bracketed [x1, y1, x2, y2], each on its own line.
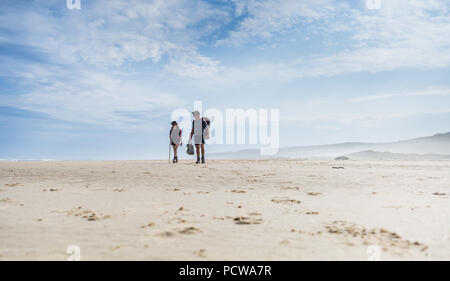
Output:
[200, 144, 205, 163]
[173, 144, 178, 163]
[173, 144, 178, 157]
[195, 144, 200, 163]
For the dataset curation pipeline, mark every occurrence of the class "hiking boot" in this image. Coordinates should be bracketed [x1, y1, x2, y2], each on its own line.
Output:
[196, 158, 200, 164]
[173, 156, 178, 163]
[201, 156, 205, 164]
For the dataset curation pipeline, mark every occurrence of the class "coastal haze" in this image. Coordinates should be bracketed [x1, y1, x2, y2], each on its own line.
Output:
[210, 132, 450, 160]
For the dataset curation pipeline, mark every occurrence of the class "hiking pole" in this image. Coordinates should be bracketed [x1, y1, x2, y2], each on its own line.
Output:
[169, 141, 171, 164]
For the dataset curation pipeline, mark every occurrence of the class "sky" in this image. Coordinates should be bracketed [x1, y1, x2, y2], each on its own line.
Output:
[1, 0, 450, 160]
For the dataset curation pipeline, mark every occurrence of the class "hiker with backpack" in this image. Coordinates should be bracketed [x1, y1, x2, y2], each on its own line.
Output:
[169, 121, 182, 163]
[189, 110, 210, 164]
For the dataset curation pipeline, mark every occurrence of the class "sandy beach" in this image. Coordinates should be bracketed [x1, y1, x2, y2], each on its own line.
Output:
[0, 159, 449, 261]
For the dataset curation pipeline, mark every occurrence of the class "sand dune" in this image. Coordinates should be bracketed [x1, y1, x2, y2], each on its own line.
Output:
[0, 160, 449, 260]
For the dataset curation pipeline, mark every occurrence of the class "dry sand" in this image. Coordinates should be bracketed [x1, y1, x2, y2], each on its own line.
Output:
[0, 159, 449, 261]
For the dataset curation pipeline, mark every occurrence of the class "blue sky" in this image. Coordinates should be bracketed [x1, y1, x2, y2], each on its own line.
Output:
[1, 0, 450, 160]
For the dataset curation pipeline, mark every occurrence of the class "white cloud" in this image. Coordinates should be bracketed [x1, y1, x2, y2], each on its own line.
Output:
[347, 88, 450, 103]
[0, 0, 225, 127]
[3, 0, 449, 83]
[0, 0, 225, 70]
[220, 0, 340, 46]
[283, 87, 450, 128]
[326, 0, 450, 74]
[74, 33, 165, 67]
[283, 108, 450, 125]
[213, 0, 450, 81]
[302, 88, 450, 106]
[2, 0, 450, 131]
[2, 66, 184, 129]
[164, 47, 222, 78]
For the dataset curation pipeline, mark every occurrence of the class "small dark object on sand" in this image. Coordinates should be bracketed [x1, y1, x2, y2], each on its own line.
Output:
[335, 156, 349, 161]
[332, 166, 345, 169]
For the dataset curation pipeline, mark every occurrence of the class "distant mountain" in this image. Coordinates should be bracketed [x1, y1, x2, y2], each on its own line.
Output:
[209, 132, 450, 159]
[344, 150, 450, 161]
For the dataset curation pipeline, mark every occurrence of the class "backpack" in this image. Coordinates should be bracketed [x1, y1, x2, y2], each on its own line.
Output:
[202, 117, 211, 139]
[186, 143, 195, 155]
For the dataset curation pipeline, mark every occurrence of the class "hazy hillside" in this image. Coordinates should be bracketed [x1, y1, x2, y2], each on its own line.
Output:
[375, 132, 450, 154]
[209, 132, 450, 159]
[344, 150, 450, 161]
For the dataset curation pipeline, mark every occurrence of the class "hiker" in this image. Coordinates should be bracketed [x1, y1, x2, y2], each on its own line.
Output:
[169, 121, 182, 163]
[190, 111, 208, 164]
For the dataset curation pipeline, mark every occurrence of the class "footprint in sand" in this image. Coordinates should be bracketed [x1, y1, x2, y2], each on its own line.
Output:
[178, 226, 201, 234]
[280, 186, 300, 191]
[282, 181, 294, 184]
[323, 220, 428, 253]
[213, 216, 234, 220]
[307, 192, 322, 196]
[157, 231, 176, 237]
[195, 249, 207, 258]
[0, 197, 12, 203]
[5, 183, 20, 187]
[271, 197, 301, 205]
[280, 239, 290, 245]
[140, 222, 155, 229]
[113, 188, 126, 192]
[246, 179, 263, 183]
[86, 213, 111, 221]
[305, 211, 320, 215]
[229, 189, 246, 194]
[168, 217, 187, 224]
[0, 198, 13, 209]
[65, 206, 111, 221]
[233, 216, 263, 225]
[42, 188, 59, 192]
